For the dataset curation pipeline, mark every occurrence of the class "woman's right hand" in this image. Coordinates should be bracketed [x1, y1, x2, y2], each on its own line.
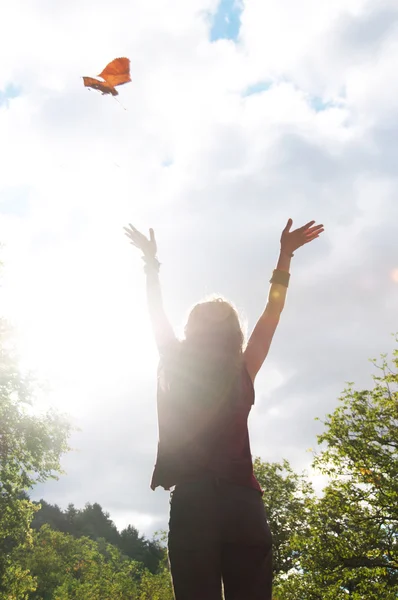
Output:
[124, 224, 157, 258]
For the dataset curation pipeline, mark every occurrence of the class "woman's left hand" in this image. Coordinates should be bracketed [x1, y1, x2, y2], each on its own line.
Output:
[124, 224, 158, 258]
[280, 218, 324, 256]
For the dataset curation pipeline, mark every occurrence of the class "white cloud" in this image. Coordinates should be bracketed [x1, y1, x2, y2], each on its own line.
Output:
[1, 0, 397, 536]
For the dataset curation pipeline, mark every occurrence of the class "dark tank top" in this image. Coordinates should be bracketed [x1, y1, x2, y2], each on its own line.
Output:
[150, 342, 262, 494]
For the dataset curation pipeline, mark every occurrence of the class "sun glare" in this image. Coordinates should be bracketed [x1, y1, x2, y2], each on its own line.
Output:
[2, 253, 158, 416]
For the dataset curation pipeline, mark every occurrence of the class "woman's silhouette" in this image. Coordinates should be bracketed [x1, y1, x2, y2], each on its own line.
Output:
[124, 218, 324, 600]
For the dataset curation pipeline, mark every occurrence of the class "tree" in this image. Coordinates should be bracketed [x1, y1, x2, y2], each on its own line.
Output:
[275, 338, 398, 599]
[137, 556, 174, 600]
[18, 525, 140, 600]
[32, 500, 70, 534]
[119, 525, 165, 574]
[253, 457, 315, 579]
[73, 503, 120, 546]
[0, 319, 71, 599]
[32, 500, 166, 573]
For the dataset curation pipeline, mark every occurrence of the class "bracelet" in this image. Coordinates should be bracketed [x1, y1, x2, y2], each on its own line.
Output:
[269, 269, 290, 287]
[142, 255, 161, 274]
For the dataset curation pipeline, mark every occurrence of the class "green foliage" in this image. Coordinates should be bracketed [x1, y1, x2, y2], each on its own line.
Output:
[0, 319, 71, 598]
[119, 524, 164, 574]
[0, 562, 36, 600]
[253, 457, 315, 577]
[72, 502, 120, 546]
[17, 525, 141, 600]
[8, 523, 175, 600]
[136, 553, 174, 600]
[275, 339, 398, 599]
[16, 525, 175, 600]
[32, 500, 165, 573]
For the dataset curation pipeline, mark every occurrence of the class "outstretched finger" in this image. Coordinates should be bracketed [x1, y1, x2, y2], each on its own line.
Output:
[300, 220, 316, 232]
[123, 229, 138, 240]
[128, 223, 142, 234]
[124, 225, 139, 238]
[305, 224, 324, 236]
[124, 231, 141, 246]
[283, 218, 293, 233]
[304, 233, 321, 244]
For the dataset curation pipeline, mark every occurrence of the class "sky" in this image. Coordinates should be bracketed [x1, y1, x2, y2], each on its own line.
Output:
[1, 0, 398, 538]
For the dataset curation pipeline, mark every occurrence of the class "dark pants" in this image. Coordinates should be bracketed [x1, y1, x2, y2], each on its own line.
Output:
[168, 479, 273, 600]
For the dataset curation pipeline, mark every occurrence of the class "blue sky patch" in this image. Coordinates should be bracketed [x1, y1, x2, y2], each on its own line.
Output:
[242, 81, 272, 97]
[210, 0, 243, 42]
[0, 187, 30, 217]
[162, 159, 173, 168]
[0, 83, 22, 107]
[310, 96, 333, 112]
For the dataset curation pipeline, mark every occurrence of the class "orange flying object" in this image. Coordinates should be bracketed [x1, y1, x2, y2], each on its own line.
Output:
[83, 57, 131, 96]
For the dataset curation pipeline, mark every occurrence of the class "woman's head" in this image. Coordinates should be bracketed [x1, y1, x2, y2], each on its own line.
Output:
[164, 297, 245, 408]
[184, 296, 245, 359]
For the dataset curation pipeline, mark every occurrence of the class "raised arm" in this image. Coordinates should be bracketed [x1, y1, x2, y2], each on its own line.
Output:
[124, 224, 176, 352]
[244, 218, 324, 383]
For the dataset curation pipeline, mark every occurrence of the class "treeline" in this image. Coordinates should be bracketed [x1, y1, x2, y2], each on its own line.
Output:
[31, 500, 164, 574]
[1, 314, 397, 599]
[10, 524, 172, 600]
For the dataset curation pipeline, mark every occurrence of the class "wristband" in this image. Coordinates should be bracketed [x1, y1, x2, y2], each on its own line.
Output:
[269, 269, 290, 287]
[142, 255, 161, 274]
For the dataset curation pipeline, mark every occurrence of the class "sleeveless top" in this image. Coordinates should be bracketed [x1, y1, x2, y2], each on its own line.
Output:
[150, 342, 262, 494]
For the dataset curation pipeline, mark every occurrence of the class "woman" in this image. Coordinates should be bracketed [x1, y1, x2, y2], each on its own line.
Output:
[124, 218, 324, 600]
